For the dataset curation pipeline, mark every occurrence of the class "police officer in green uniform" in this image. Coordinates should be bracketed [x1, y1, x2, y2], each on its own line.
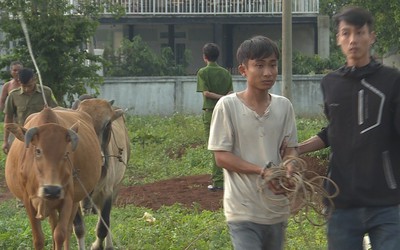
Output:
[3, 68, 58, 154]
[197, 43, 233, 191]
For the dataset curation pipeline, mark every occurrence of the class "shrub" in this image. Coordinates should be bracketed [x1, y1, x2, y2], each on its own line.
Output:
[292, 50, 345, 75]
[103, 36, 191, 76]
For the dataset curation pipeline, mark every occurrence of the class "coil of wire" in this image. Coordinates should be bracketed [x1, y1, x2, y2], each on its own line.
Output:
[258, 156, 339, 226]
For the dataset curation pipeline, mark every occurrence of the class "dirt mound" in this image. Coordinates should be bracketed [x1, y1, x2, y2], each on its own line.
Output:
[116, 174, 223, 211]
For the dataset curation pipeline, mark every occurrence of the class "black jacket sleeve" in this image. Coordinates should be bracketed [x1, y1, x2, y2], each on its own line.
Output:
[317, 127, 329, 147]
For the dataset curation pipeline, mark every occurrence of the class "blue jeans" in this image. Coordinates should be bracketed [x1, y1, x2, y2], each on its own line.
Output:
[228, 221, 286, 250]
[328, 205, 400, 250]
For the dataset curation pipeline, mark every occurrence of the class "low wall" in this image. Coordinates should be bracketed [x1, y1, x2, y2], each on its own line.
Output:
[90, 75, 325, 117]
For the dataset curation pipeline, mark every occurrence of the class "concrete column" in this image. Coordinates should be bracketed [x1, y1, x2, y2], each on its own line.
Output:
[174, 77, 183, 113]
[213, 23, 223, 65]
[318, 15, 330, 58]
[282, 0, 292, 101]
[168, 24, 175, 52]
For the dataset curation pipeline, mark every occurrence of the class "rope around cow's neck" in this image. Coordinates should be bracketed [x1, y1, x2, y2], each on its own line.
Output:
[105, 128, 128, 167]
[258, 156, 339, 226]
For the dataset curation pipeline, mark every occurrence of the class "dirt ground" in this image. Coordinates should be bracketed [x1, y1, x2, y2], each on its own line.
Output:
[0, 156, 326, 212]
[115, 156, 327, 211]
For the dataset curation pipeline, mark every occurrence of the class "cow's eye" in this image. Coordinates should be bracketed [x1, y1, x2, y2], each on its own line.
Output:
[35, 148, 42, 157]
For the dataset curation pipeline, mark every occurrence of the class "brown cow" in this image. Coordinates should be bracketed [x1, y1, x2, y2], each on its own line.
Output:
[5, 107, 102, 250]
[73, 97, 130, 250]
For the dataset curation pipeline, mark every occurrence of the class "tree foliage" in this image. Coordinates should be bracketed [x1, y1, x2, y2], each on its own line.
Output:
[276, 40, 345, 75]
[0, 0, 112, 105]
[103, 36, 191, 77]
[320, 0, 400, 55]
[292, 50, 344, 75]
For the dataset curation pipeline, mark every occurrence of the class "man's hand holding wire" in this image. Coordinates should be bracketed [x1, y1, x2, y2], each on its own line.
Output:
[261, 158, 301, 195]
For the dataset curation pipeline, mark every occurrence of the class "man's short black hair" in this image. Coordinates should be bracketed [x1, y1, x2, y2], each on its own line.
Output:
[236, 35, 280, 65]
[18, 68, 34, 85]
[203, 43, 220, 62]
[10, 61, 23, 68]
[334, 6, 374, 32]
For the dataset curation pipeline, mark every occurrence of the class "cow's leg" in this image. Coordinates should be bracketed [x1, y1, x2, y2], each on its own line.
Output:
[73, 207, 86, 250]
[25, 200, 45, 250]
[91, 196, 112, 250]
[105, 225, 114, 250]
[31, 219, 45, 250]
[62, 203, 79, 250]
[80, 193, 95, 215]
[53, 196, 74, 250]
[48, 210, 59, 250]
[63, 204, 78, 250]
[104, 195, 116, 250]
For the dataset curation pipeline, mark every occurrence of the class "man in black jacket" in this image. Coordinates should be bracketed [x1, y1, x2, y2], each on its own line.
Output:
[298, 6, 400, 250]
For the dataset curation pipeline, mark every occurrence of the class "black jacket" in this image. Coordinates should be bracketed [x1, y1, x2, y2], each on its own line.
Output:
[320, 59, 400, 208]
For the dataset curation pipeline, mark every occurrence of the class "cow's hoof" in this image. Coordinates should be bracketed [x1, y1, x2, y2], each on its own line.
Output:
[90, 244, 103, 250]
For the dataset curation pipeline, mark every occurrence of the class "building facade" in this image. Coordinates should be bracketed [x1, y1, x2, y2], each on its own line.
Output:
[91, 0, 329, 74]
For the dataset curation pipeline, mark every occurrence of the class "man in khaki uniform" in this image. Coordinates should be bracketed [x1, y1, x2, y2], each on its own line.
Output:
[197, 43, 233, 191]
[3, 68, 58, 154]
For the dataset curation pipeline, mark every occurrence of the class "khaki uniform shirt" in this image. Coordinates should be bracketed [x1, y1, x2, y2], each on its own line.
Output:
[196, 62, 233, 110]
[4, 84, 58, 125]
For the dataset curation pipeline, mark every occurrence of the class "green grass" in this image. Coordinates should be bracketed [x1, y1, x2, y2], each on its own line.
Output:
[125, 114, 211, 185]
[0, 199, 326, 249]
[0, 200, 232, 250]
[0, 114, 328, 249]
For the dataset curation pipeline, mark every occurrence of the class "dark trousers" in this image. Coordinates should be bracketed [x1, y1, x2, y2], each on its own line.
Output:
[203, 109, 223, 187]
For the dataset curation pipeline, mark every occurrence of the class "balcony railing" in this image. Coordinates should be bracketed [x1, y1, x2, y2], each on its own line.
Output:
[86, 0, 319, 15]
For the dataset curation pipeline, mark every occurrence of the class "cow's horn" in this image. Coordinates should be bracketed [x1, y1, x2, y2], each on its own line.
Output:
[25, 127, 38, 148]
[67, 129, 79, 151]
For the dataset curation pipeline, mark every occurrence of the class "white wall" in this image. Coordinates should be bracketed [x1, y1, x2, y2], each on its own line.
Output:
[88, 75, 325, 117]
[0, 75, 325, 117]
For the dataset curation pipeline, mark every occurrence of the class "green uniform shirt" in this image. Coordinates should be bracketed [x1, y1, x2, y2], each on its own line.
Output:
[196, 62, 233, 110]
[4, 84, 58, 125]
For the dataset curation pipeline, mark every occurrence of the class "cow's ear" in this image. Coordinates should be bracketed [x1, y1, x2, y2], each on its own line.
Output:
[67, 129, 79, 151]
[109, 100, 115, 106]
[67, 122, 80, 151]
[6, 123, 27, 142]
[112, 108, 124, 121]
[71, 100, 81, 110]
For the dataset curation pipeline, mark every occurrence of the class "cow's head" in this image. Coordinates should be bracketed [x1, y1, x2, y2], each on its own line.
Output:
[76, 98, 124, 171]
[8, 122, 80, 200]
